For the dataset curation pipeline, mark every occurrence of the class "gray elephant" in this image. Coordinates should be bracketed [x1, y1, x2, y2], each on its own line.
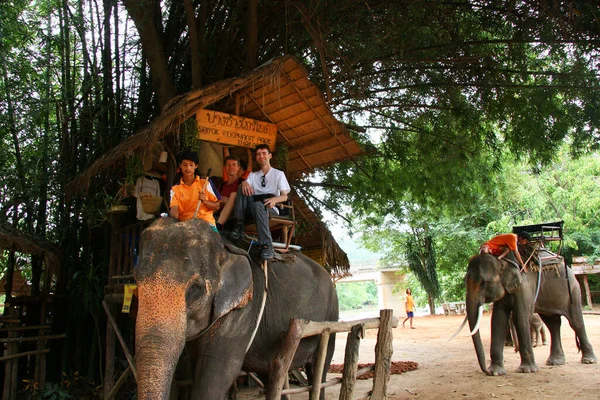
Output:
[507, 312, 547, 352]
[134, 218, 339, 399]
[465, 252, 596, 376]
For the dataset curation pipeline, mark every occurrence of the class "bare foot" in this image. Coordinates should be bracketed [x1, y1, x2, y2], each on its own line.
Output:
[411, 327, 416, 329]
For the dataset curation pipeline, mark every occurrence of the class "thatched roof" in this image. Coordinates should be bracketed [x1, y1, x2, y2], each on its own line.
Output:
[0, 225, 61, 278]
[67, 55, 363, 193]
[290, 192, 350, 276]
[66, 55, 360, 274]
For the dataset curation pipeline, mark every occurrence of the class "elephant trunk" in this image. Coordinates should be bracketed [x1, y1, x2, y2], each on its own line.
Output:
[135, 280, 187, 400]
[466, 291, 488, 374]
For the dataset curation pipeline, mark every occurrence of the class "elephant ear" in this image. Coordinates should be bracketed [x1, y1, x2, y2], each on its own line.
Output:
[211, 245, 253, 323]
[501, 262, 523, 294]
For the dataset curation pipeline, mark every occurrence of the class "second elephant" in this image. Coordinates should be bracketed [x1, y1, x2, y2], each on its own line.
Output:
[507, 312, 547, 352]
[465, 251, 596, 376]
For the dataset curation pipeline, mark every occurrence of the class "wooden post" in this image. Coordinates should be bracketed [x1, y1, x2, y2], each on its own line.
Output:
[309, 328, 330, 400]
[371, 309, 393, 399]
[582, 274, 593, 308]
[102, 301, 137, 381]
[104, 301, 116, 399]
[2, 311, 15, 400]
[266, 318, 304, 400]
[339, 323, 364, 400]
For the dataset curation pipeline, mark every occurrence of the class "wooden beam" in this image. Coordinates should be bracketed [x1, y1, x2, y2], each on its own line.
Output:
[301, 315, 399, 338]
[0, 349, 49, 362]
[243, 89, 314, 172]
[0, 334, 66, 343]
[281, 70, 370, 178]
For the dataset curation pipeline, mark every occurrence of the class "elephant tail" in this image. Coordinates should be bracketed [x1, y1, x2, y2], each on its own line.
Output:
[575, 334, 582, 354]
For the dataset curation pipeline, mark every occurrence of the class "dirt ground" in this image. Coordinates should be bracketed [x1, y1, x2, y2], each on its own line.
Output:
[238, 309, 600, 399]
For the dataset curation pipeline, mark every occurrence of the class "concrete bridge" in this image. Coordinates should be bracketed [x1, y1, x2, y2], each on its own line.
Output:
[337, 260, 407, 318]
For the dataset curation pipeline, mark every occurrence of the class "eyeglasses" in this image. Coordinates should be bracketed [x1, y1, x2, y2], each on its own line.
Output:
[260, 175, 266, 187]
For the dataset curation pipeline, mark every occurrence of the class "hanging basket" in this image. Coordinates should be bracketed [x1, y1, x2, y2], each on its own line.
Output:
[140, 193, 163, 215]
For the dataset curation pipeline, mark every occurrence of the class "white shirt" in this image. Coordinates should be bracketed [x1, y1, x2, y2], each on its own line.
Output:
[246, 168, 290, 196]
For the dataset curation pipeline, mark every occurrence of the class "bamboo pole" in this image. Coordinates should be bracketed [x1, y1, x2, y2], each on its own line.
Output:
[309, 329, 330, 400]
[371, 310, 393, 399]
[104, 301, 116, 399]
[0, 325, 51, 332]
[266, 318, 304, 400]
[0, 333, 66, 343]
[339, 323, 364, 400]
[279, 365, 373, 395]
[102, 300, 138, 382]
[0, 349, 49, 362]
[106, 366, 131, 400]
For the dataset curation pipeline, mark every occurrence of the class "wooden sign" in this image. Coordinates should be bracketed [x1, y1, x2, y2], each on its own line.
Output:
[197, 110, 277, 149]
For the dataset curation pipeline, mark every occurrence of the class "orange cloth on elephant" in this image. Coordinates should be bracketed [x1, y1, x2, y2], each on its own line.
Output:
[483, 233, 518, 256]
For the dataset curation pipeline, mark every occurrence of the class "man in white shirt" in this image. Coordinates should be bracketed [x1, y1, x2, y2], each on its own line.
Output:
[230, 144, 290, 260]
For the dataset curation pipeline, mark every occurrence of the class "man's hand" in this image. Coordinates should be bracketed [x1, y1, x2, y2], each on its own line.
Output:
[198, 191, 208, 202]
[221, 196, 229, 204]
[264, 197, 278, 209]
[241, 181, 254, 196]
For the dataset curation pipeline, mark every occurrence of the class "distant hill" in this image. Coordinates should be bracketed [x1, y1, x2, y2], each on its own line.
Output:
[337, 237, 382, 262]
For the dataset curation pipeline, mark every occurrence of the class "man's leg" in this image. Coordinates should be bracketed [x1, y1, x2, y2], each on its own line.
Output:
[229, 187, 251, 240]
[217, 192, 237, 227]
[248, 202, 276, 260]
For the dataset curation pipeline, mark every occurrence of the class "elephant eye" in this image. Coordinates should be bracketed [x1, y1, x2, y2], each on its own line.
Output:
[186, 283, 204, 303]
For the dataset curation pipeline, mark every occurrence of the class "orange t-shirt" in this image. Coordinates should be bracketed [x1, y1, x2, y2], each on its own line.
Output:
[484, 233, 518, 256]
[170, 176, 218, 225]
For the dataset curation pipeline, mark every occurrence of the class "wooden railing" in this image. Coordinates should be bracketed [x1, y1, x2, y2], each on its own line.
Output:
[266, 309, 397, 400]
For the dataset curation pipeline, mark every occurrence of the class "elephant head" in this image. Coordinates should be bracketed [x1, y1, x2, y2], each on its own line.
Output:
[464, 253, 522, 374]
[134, 218, 253, 400]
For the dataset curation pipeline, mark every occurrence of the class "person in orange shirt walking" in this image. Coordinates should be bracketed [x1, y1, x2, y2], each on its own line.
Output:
[402, 288, 416, 329]
[169, 150, 220, 231]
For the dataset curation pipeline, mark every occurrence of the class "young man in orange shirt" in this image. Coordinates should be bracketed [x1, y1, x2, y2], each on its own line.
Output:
[480, 232, 531, 270]
[169, 150, 220, 231]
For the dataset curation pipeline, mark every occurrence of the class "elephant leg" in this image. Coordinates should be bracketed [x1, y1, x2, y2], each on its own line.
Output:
[539, 314, 565, 365]
[513, 309, 538, 373]
[541, 324, 548, 346]
[488, 304, 509, 375]
[504, 327, 514, 347]
[565, 304, 597, 364]
[509, 314, 519, 352]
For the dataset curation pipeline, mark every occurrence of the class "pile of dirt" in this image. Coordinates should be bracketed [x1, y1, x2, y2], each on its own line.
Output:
[328, 361, 419, 379]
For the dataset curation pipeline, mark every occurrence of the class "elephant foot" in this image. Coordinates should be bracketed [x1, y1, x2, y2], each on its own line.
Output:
[516, 362, 539, 373]
[581, 354, 597, 364]
[487, 364, 506, 376]
[546, 356, 566, 366]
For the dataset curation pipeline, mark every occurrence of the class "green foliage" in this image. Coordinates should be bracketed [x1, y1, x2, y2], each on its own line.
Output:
[24, 372, 99, 400]
[71, 264, 104, 317]
[336, 281, 378, 311]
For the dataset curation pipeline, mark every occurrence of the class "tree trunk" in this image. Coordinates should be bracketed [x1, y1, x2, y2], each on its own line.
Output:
[122, 0, 176, 109]
[245, 0, 258, 71]
[428, 295, 436, 315]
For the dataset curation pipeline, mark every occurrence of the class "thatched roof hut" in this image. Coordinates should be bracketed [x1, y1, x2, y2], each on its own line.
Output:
[0, 225, 61, 280]
[67, 55, 362, 275]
